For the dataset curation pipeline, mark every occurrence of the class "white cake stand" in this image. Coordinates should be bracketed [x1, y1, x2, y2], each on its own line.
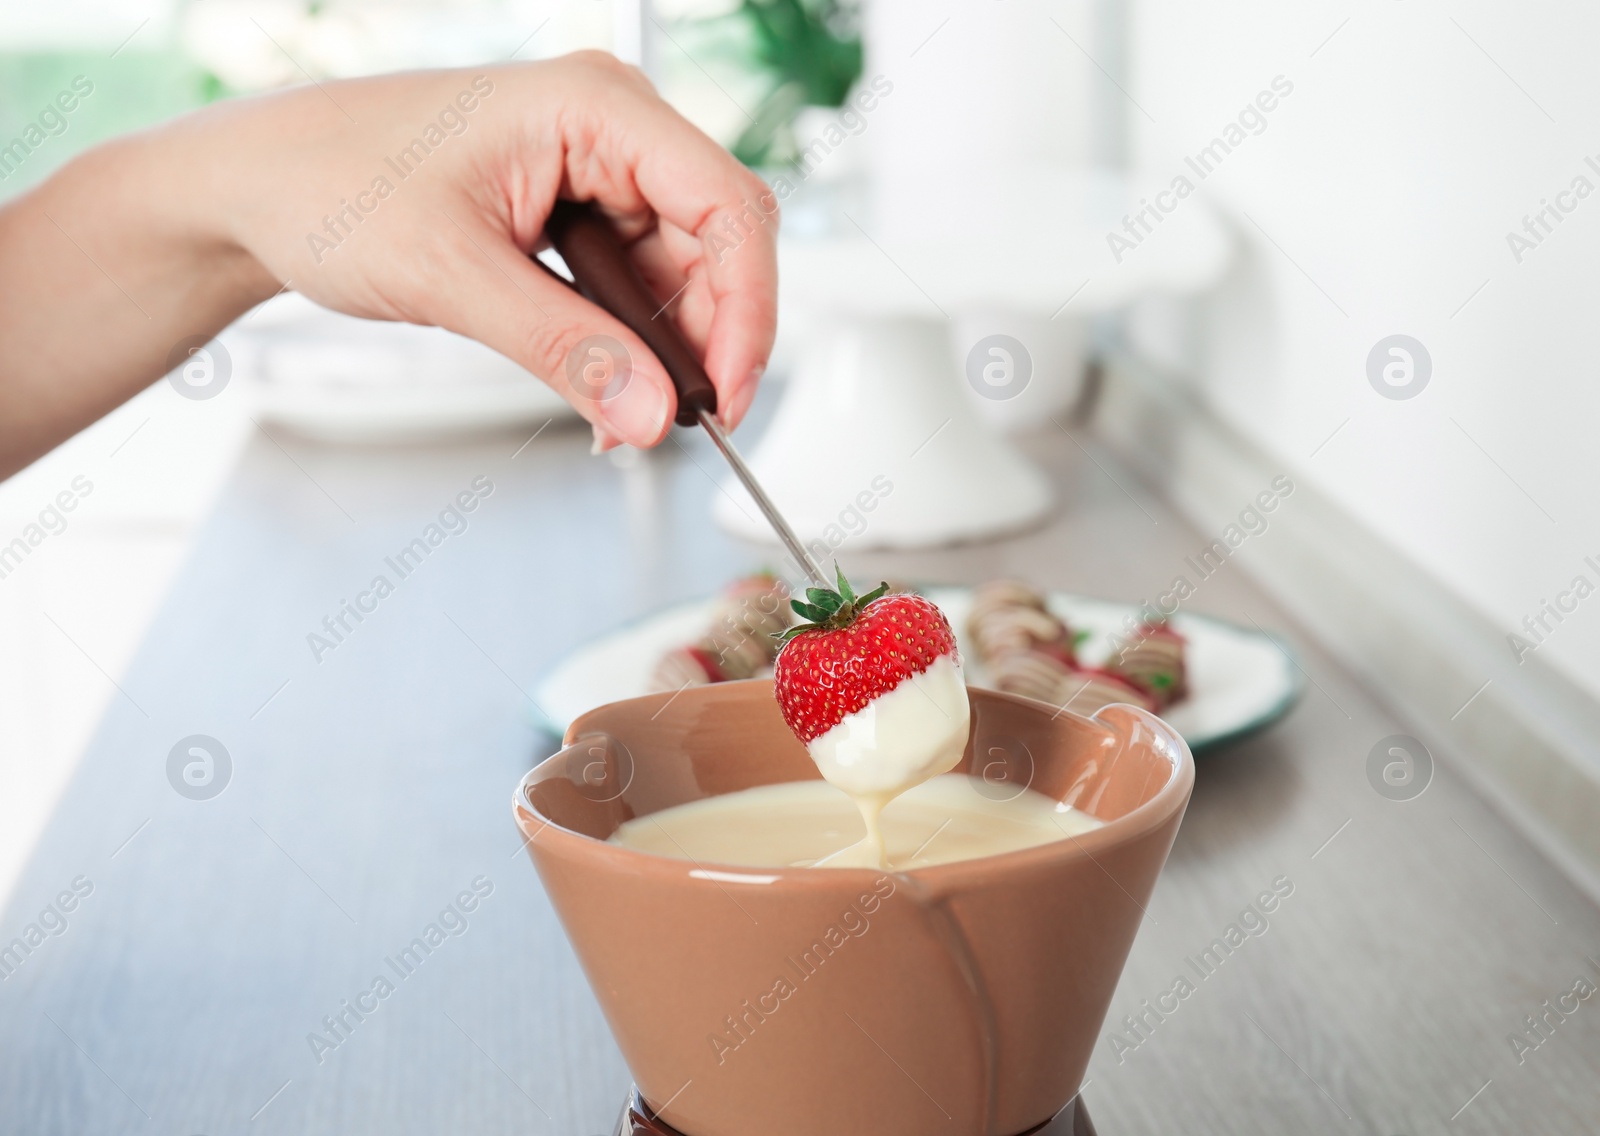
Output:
[714, 168, 1234, 553]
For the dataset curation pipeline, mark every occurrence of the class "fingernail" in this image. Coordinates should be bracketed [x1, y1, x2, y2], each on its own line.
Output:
[590, 423, 622, 455]
[602, 380, 670, 446]
[724, 365, 764, 428]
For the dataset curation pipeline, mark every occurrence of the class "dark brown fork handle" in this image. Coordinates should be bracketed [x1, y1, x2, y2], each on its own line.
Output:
[542, 199, 718, 427]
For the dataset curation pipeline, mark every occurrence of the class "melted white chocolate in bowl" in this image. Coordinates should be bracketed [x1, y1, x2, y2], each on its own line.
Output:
[608, 774, 1101, 870]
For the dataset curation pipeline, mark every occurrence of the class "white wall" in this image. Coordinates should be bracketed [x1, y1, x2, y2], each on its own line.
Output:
[1127, 0, 1600, 701]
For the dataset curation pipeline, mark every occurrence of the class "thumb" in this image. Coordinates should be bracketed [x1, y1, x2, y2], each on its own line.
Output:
[431, 213, 676, 448]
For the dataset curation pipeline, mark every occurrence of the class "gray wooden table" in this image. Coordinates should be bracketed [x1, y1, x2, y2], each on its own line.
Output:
[2, 413, 1597, 1136]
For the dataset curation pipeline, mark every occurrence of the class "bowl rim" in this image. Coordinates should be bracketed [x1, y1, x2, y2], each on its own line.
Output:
[513, 681, 1195, 888]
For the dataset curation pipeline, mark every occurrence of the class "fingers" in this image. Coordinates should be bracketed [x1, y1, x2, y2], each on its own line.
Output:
[560, 63, 779, 431]
[431, 212, 675, 448]
[646, 172, 778, 434]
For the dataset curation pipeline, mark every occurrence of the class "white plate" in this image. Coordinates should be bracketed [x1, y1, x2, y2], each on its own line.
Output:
[234, 293, 576, 443]
[533, 587, 1302, 754]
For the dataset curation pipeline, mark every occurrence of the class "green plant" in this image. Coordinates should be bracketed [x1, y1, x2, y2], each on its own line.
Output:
[698, 0, 863, 167]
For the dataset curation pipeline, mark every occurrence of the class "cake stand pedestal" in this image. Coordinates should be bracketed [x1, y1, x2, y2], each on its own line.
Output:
[718, 310, 1054, 555]
[714, 169, 1232, 557]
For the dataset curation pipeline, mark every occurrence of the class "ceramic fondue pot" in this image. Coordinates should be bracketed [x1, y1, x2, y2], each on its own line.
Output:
[514, 680, 1193, 1136]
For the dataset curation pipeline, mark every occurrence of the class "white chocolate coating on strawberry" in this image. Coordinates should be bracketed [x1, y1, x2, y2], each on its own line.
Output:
[807, 654, 970, 795]
[805, 653, 970, 868]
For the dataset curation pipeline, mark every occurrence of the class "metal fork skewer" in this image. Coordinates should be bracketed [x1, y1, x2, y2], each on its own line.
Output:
[697, 409, 829, 588]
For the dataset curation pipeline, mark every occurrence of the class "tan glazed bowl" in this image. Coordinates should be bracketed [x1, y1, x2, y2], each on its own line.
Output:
[513, 681, 1193, 1136]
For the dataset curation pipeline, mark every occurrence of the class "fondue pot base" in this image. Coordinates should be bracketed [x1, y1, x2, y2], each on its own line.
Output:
[613, 1088, 1100, 1136]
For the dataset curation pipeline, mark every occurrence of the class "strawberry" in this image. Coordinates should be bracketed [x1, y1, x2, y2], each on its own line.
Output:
[1106, 619, 1188, 707]
[773, 569, 959, 744]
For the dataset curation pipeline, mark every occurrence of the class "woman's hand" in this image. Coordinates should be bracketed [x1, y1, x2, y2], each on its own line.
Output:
[0, 52, 779, 475]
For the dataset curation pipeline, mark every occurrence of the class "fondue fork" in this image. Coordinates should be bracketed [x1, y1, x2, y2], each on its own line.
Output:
[541, 200, 828, 588]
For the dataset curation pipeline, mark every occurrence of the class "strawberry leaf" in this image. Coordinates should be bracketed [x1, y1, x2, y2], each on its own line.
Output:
[774, 572, 895, 652]
[806, 587, 843, 613]
[790, 600, 833, 623]
[856, 582, 891, 607]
